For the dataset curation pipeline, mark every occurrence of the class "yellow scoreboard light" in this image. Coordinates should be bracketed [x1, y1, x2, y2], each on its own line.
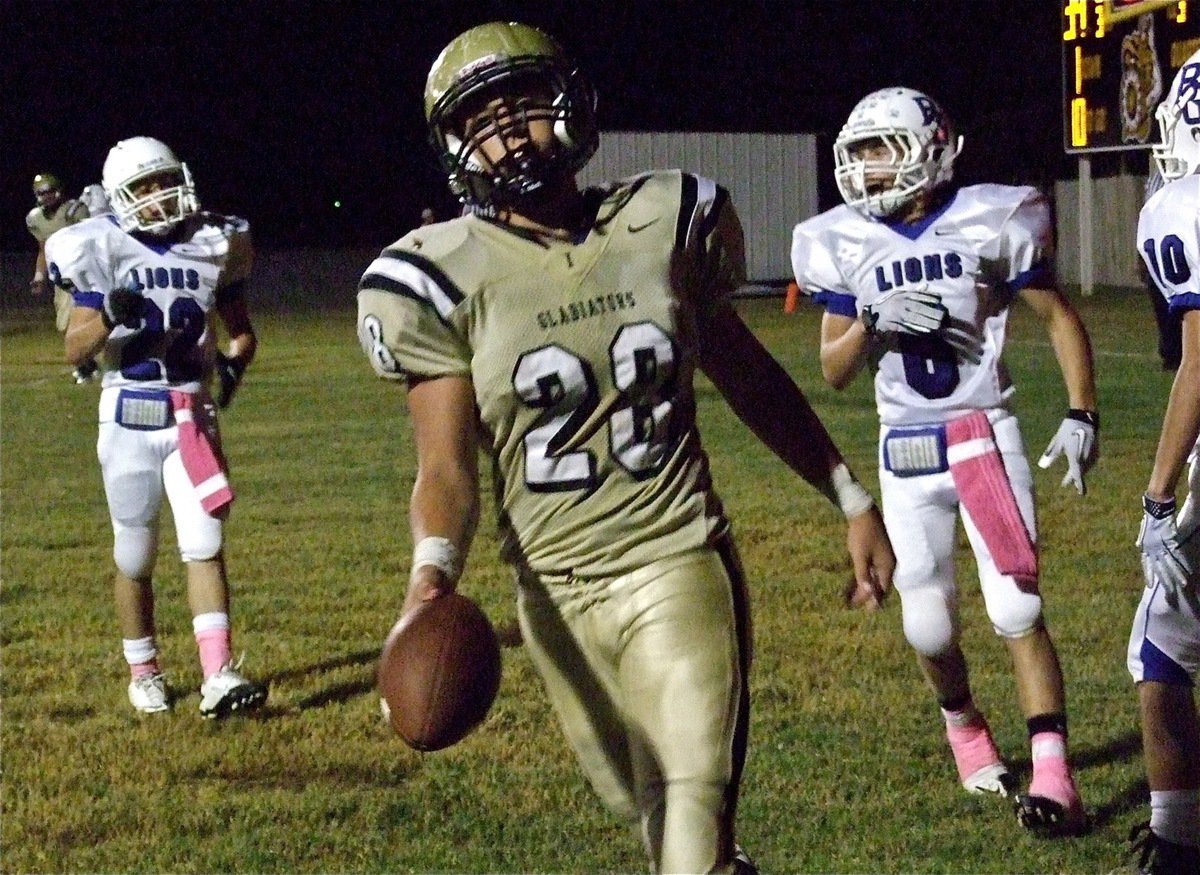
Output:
[1062, 0, 1199, 152]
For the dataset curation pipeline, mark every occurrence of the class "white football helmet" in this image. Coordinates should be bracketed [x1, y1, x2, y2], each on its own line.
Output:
[102, 136, 199, 234]
[1152, 49, 1200, 182]
[834, 87, 963, 218]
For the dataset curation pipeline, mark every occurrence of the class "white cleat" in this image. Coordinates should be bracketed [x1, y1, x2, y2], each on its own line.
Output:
[128, 673, 170, 713]
[198, 661, 267, 719]
[963, 762, 1017, 797]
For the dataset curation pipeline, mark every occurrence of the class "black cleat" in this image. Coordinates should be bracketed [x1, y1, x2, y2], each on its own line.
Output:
[1121, 821, 1200, 874]
[1014, 792, 1087, 837]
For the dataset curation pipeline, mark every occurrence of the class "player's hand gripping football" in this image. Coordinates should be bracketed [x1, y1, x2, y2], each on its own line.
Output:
[1037, 410, 1099, 495]
[215, 352, 246, 409]
[1137, 494, 1193, 600]
[861, 286, 947, 337]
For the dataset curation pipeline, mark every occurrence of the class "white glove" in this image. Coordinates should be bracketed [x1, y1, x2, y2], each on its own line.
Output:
[1137, 494, 1193, 599]
[861, 287, 947, 337]
[1037, 410, 1098, 495]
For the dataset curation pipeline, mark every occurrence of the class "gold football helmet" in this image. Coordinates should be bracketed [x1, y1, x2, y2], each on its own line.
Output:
[425, 21, 598, 209]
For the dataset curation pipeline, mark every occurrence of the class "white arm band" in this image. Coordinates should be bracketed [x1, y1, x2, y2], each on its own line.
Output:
[410, 536, 462, 584]
[825, 462, 875, 519]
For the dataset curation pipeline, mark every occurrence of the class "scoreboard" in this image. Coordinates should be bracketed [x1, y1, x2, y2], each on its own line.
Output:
[1062, 0, 1200, 152]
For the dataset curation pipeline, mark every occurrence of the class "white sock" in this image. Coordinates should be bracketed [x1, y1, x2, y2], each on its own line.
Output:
[941, 701, 982, 728]
[122, 636, 157, 662]
[1150, 788, 1200, 848]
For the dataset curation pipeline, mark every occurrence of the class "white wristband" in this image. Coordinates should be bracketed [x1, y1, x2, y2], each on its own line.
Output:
[411, 536, 462, 583]
[827, 463, 875, 519]
[33, 271, 46, 282]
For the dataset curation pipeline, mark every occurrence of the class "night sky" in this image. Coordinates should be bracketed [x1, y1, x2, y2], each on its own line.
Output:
[9, 1, 1075, 253]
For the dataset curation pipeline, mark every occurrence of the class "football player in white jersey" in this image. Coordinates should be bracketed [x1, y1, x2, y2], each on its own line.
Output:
[47, 136, 267, 719]
[357, 22, 894, 875]
[26, 172, 95, 381]
[792, 87, 1098, 837]
[1123, 49, 1200, 875]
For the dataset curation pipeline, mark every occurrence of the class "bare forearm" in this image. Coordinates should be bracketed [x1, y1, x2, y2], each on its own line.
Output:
[1047, 307, 1097, 410]
[410, 469, 479, 550]
[819, 319, 871, 389]
[1148, 351, 1200, 499]
[404, 375, 482, 607]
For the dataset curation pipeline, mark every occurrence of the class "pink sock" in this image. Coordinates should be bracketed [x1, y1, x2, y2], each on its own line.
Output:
[193, 611, 232, 679]
[1028, 731, 1078, 803]
[195, 629, 231, 678]
[130, 660, 160, 679]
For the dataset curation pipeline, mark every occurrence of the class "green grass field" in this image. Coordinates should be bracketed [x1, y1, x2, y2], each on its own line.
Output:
[0, 289, 1178, 873]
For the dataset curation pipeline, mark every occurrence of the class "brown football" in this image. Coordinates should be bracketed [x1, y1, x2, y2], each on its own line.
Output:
[377, 592, 501, 751]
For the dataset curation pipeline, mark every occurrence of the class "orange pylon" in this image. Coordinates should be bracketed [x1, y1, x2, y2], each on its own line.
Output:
[784, 280, 800, 313]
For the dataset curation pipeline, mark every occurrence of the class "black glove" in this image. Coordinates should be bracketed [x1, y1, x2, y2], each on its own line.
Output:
[215, 352, 246, 409]
[101, 286, 144, 330]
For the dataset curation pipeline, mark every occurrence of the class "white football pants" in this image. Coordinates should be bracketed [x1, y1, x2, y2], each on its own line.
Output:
[880, 412, 1043, 657]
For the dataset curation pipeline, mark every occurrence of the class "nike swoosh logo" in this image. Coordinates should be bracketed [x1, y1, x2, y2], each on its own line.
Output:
[933, 228, 956, 236]
[627, 218, 660, 233]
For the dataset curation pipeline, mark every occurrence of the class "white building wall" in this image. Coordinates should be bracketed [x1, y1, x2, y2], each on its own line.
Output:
[1053, 174, 1146, 288]
[579, 131, 819, 283]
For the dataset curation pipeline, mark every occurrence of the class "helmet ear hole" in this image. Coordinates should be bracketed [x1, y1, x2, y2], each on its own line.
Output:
[552, 94, 576, 148]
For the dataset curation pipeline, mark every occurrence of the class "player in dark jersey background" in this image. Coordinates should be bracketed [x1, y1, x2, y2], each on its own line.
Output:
[357, 21, 895, 875]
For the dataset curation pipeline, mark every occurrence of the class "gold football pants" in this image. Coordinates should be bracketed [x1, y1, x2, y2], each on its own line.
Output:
[54, 286, 73, 332]
[517, 540, 752, 874]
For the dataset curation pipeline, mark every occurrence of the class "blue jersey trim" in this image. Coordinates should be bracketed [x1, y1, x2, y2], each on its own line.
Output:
[1140, 637, 1194, 687]
[1168, 292, 1200, 315]
[880, 189, 960, 241]
[1009, 262, 1052, 293]
[813, 289, 857, 318]
[74, 290, 104, 310]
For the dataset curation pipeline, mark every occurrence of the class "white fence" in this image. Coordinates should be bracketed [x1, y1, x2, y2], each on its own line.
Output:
[580, 131, 819, 284]
[1053, 173, 1147, 290]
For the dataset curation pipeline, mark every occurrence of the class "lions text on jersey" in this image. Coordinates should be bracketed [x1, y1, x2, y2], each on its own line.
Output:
[793, 184, 1054, 427]
[358, 171, 743, 579]
[46, 213, 252, 393]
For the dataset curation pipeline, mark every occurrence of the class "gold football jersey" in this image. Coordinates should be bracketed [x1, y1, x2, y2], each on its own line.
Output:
[26, 199, 88, 243]
[358, 170, 746, 578]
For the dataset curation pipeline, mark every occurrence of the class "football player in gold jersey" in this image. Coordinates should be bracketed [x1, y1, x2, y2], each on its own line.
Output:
[26, 172, 95, 381]
[357, 22, 894, 875]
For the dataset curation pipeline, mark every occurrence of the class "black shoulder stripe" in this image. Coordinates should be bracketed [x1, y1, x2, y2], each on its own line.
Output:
[376, 247, 466, 307]
[675, 172, 699, 251]
[358, 247, 466, 327]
